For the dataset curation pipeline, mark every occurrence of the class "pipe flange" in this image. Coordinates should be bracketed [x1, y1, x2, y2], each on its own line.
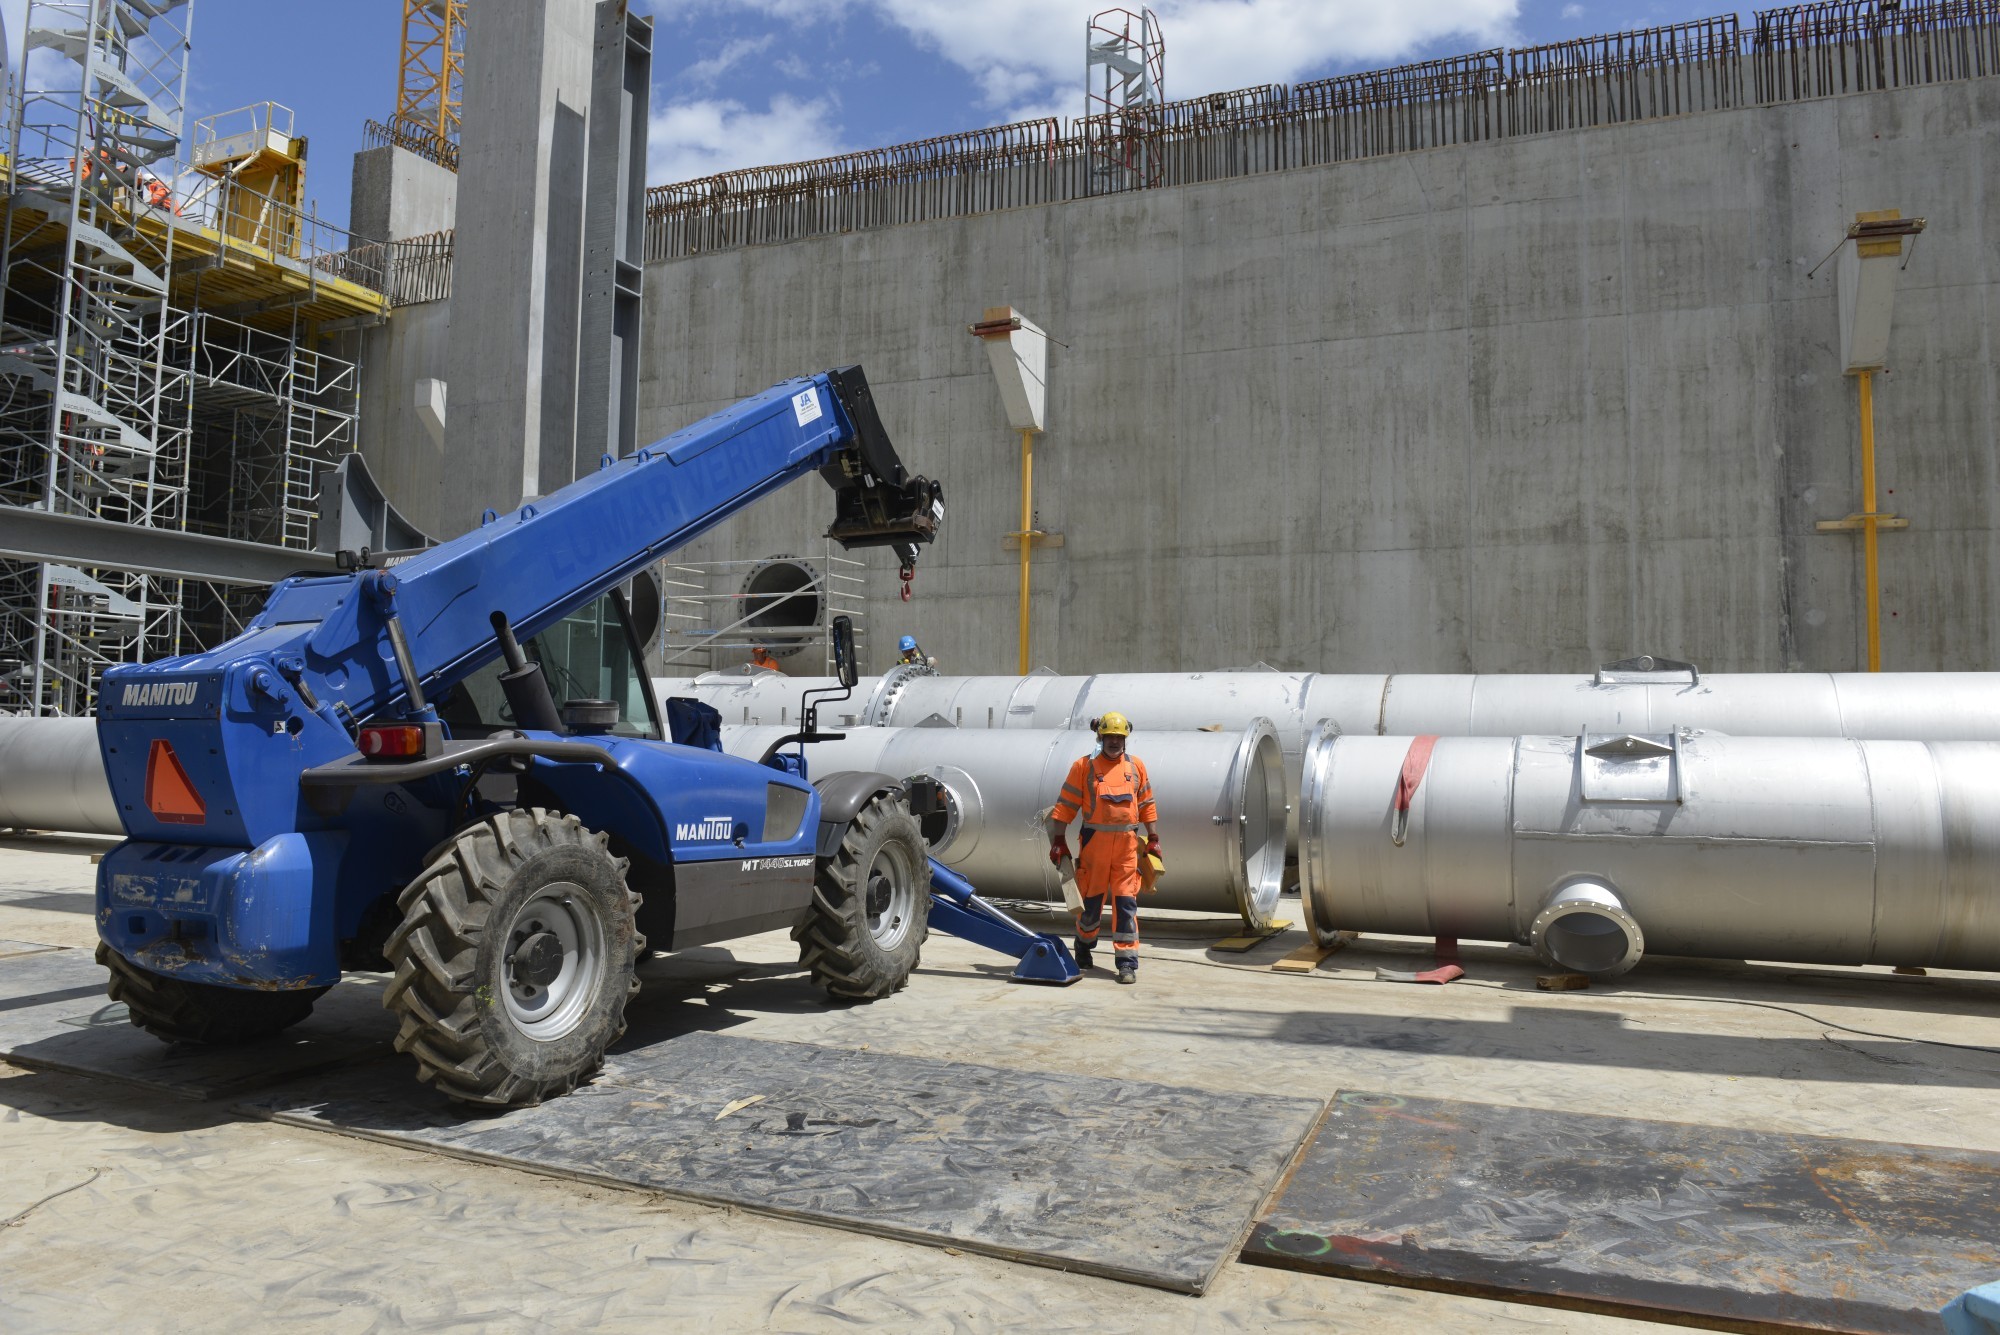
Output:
[1224, 717, 1284, 931]
[1294, 721, 1342, 948]
[864, 661, 935, 726]
[1529, 879, 1645, 977]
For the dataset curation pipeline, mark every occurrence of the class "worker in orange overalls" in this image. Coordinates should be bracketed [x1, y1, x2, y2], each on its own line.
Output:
[749, 645, 780, 672]
[1047, 711, 1159, 985]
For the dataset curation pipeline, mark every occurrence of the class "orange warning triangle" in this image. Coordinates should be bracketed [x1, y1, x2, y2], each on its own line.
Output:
[145, 739, 207, 825]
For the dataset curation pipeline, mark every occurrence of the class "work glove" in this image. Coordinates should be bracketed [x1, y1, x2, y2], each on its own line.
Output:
[1050, 836, 1072, 865]
[1144, 837, 1162, 858]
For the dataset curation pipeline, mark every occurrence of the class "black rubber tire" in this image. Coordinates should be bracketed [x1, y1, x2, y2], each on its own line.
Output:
[97, 942, 328, 1045]
[381, 808, 642, 1107]
[796, 792, 928, 1000]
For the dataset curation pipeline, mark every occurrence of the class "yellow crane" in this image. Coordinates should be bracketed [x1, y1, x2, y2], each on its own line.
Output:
[391, 0, 469, 162]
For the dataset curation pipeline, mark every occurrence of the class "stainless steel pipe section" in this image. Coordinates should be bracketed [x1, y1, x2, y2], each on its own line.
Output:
[1298, 725, 2000, 974]
[663, 668, 2000, 854]
[665, 667, 2000, 741]
[657, 666, 923, 728]
[721, 721, 1290, 927]
[0, 717, 121, 836]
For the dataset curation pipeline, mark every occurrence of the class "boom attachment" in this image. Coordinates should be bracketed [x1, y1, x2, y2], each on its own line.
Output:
[821, 366, 943, 567]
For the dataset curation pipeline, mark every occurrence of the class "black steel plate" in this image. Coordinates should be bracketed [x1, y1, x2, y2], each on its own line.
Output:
[1243, 1090, 2000, 1333]
[244, 1031, 1324, 1293]
[0, 944, 394, 1099]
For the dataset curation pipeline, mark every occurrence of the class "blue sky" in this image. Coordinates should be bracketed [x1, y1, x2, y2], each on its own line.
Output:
[5, 0, 1738, 232]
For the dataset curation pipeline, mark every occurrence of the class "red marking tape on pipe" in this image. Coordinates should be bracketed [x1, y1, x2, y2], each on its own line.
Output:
[1389, 734, 1440, 846]
[1395, 735, 1440, 812]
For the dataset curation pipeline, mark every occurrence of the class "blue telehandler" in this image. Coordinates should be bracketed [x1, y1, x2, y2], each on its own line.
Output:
[89, 367, 1070, 1107]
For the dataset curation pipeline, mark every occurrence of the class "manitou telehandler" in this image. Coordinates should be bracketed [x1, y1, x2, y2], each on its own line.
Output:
[92, 368, 1075, 1107]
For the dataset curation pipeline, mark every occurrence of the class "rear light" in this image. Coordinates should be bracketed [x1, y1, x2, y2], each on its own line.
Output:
[359, 725, 426, 759]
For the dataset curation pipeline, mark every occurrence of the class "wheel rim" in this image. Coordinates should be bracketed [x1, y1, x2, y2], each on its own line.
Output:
[501, 883, 606, 1040]
[863, 840, 919, 951]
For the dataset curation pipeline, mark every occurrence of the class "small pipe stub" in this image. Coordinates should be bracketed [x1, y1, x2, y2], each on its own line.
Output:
[1530, 879, 1645, 977]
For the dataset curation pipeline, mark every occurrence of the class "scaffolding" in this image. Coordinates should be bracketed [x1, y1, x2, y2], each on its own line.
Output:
[186, 310, 358, 551]
[0, 0, 197, 717]
[659, 547, 870, 676]
[0, 4, 387, 717]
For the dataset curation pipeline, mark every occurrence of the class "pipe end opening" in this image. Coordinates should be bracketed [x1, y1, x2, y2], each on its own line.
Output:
[1532, 882, 1644, 977]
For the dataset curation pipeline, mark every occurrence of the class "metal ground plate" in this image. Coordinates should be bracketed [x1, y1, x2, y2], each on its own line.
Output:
[243, 1031, 1325, 1293]
[1243, 1090, 2000, 1333]
[0, 944, 396, 1100]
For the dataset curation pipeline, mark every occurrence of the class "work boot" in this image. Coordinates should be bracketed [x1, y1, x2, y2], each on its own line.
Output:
[1116, 960, 1137, 985]
[1074, 944, 1094, 970]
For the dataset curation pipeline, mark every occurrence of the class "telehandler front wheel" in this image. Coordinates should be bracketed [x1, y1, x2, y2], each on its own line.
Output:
[796, 791, 928, 1000]
[383, 809, 642, 1106]
[99, 943, 328, 1044]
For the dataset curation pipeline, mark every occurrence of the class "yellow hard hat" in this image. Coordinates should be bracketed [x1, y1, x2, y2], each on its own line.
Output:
[1093, 710, 1133, 737]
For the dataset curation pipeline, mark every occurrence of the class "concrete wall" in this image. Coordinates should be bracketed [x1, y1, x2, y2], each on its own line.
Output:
[355, 298, 453, 533]
[634, 76, 2000, 676]
[348, 145, 458, 245]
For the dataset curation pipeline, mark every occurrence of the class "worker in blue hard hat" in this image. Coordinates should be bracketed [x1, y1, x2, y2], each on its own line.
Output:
[897, 635, 935, 669]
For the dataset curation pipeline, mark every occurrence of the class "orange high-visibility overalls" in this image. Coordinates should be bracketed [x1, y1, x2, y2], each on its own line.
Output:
[1049, 752, 1157, 965]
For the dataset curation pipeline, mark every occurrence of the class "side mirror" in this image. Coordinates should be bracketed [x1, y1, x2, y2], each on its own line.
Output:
[831, 615, 858, 688]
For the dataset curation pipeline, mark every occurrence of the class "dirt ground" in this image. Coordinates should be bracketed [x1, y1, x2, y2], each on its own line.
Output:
[3, 831, 1997, 1332]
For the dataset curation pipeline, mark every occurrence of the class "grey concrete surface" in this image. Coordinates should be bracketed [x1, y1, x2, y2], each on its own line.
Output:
[617, 76, 1997, 678]
[440, 0, 599, 537]
[3, 839, 1998, 1329]
[356, 296, 452, 519]
[348, 144, 457, 246]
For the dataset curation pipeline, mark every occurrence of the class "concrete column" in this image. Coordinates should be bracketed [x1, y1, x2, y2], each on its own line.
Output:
[575, 5, 651, 472]
[434, 0, 652, 539]
[441, 0, 597, 537]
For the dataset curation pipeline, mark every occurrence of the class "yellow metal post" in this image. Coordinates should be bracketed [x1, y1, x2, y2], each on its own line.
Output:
[1858, 369, 1881, 672]
[1814, 211, 1923, 670]
[1018, 427, 1035, 675]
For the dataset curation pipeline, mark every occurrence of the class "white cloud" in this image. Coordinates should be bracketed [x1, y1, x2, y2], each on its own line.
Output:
[1561, 3, 1584, 18]
[680, 34, 777, 88]
[648, 94, 847, 182]
[654, 0, 1520, 120]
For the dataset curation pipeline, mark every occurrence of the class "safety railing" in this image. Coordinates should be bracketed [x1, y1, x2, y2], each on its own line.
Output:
[643, 0, 2000, 261]
[311, 229, 455, 307]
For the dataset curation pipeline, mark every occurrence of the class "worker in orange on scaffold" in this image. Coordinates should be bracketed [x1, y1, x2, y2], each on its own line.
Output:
[1046, 711, 1159, 985]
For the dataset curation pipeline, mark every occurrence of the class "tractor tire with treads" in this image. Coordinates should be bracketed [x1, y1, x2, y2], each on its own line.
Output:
[382, 808, 642, 1106]
[98, 942, 328, 1045]
[797, 791, 928, 1000]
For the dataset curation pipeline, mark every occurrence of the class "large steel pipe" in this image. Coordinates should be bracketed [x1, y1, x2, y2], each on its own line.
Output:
[666, 667, 2000, 741]
[1297, 725, 2000, 974]
[657, 666, 921, 728]
[721, 722, 1290, 927]
[0, 717, 121, 836]
[663, 667, 2000, 855]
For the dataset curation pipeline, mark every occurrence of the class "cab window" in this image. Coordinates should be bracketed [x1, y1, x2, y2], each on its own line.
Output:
[437, 592, 659, 739]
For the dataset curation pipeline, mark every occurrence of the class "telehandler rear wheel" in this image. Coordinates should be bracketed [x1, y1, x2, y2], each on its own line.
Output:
[383, 808, 642, 1106]
[98, 943, 328, 1044]
[796, 791, 928, 1000]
